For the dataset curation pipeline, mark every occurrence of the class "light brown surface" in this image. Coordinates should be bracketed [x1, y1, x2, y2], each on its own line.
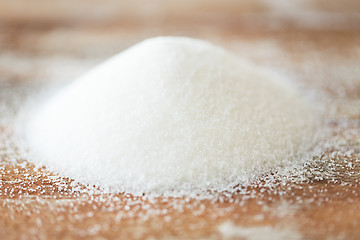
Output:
[1, 1, 360, 239]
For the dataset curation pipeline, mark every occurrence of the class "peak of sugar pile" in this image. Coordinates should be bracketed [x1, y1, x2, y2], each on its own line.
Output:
[23, 36, 320, 196]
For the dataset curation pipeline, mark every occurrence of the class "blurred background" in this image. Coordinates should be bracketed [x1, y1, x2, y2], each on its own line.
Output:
[0, 0, 360, 103]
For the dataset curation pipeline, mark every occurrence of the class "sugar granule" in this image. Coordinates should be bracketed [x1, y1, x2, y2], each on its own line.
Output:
[22, 36, 321, 196]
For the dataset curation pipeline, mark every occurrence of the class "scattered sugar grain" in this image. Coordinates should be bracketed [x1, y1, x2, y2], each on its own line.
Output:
[218, 221, 302, 240]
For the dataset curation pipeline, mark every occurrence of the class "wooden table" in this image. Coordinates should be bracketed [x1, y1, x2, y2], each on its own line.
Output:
[1, 1, 360, 239]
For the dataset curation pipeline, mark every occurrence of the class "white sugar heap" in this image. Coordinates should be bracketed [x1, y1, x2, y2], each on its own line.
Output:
[24, 37, 320, 196]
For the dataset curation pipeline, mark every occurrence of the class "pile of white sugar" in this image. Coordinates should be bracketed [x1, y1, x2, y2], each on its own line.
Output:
[23, 37, 321, 196]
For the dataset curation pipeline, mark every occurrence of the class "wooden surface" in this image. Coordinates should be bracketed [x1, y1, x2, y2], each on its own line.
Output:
[1, 1, 360, 239]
